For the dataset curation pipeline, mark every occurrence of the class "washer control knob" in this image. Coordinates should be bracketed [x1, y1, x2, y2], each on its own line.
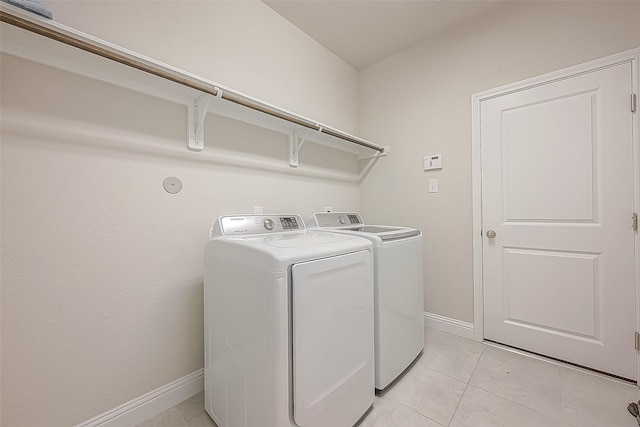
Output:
[338, 216, 346, 224]
[263, 218, 275, 230]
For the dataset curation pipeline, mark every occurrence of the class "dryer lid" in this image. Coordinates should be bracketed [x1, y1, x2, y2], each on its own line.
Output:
[206, 214, 373, 270]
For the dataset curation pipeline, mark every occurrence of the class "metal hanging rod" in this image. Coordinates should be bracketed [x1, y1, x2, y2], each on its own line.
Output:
[0, 6, 385, 154]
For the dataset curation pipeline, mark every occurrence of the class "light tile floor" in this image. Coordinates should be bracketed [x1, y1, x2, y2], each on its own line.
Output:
[138, 328, 640, 427]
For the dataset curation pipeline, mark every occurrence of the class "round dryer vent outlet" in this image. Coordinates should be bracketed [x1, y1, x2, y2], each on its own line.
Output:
[163, 176, 182, 194]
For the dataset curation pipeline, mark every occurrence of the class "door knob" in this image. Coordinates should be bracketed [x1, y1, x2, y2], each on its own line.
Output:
[486, 230, 496, 238]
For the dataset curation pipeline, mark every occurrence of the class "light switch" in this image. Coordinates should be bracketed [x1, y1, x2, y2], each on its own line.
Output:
[424, 154, 443, 171]
[429, 179, 438, 193]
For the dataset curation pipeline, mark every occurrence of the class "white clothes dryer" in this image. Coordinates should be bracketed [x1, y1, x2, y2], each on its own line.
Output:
[204, 214, 374, 427]
[308, 212, 424, 391]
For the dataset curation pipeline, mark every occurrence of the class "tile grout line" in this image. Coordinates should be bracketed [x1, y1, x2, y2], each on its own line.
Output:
[469, 344, 570, 424]
[445, 344, 485, 427]
[385, 360, 471, 427]
[383, 396, 446, 427]
[414, 340, 486, 384]
[446, 383, 469, 427]
[466, 383, 565, 424]
[176, 407, 189, 427]
[381, 362, 453, 427]
[559, 367, 568, 425]
[477, 349, 568, 422]
[172, 399, 193, 427]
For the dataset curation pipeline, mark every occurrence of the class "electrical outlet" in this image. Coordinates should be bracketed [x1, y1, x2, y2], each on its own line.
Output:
[253, 206, 263, 214]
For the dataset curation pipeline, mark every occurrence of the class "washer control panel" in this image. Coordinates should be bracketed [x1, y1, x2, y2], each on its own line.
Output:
[218, 214, 305, 236]
[311, 212, 364, 228]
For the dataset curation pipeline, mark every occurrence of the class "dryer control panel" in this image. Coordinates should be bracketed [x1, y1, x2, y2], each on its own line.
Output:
[214, 214, 305, 236]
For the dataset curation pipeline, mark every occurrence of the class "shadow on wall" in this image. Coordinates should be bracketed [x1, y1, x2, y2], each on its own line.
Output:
[1, 53, 363, 183]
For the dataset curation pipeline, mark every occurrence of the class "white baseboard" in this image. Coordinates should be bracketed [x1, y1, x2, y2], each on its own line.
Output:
[76, 369, 204, 427]
[74, 314, 472, 427]
[424, 312, 476, 341]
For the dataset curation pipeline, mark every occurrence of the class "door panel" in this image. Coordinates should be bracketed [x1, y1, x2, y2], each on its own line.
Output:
[481, 62, 635, 379]
[502, 247, 599, 339]
[502, 90, 597, 222]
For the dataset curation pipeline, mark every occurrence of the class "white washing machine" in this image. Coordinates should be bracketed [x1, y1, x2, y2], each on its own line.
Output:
[204, 214, 375, 427]
[308, 212, 424, 391]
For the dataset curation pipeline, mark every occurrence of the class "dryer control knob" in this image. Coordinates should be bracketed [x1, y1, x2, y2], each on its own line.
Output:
[338, 216, 346, 224]
[263, 218, 275, 230]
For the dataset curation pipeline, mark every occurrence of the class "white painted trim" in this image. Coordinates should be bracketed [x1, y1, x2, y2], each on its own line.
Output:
[424, 312, 475, 340]
[472, 47, 640, 102]
[632, 51, 640, 386]
[471, 83, 484, 343]
[75, 369, 204, 427]
[471, 47, 640, 377]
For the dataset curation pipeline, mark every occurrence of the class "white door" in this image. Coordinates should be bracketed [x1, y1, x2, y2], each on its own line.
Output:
[481, 62, 636, 379]
[291, 250, 374, 426]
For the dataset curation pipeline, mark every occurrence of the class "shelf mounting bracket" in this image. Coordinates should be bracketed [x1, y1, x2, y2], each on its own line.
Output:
[187, 92, 215, 151]
[358, 145, 391, 160]
[289, 128, 312, 167]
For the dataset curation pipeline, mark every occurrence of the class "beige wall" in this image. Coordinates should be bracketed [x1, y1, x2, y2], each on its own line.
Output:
[5, 1, 640, 425]
[0, 1, 361, 425]
[47, 0, 360, 134]
[359, 1, 640, 323]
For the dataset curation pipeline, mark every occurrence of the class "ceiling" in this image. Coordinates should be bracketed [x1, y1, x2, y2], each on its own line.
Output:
[263, 0, 507, 70]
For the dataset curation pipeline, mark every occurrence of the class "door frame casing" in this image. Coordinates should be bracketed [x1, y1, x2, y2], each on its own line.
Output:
[471, 48, 640, 374]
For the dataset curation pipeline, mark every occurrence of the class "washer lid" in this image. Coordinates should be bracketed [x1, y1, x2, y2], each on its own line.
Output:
[308, 212, 421, 241]
[344, 226, 421, 241]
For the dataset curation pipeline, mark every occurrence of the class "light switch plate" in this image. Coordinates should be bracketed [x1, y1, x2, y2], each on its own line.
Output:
[424, 154, 443, 170]
[429, 179, 438, 193]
